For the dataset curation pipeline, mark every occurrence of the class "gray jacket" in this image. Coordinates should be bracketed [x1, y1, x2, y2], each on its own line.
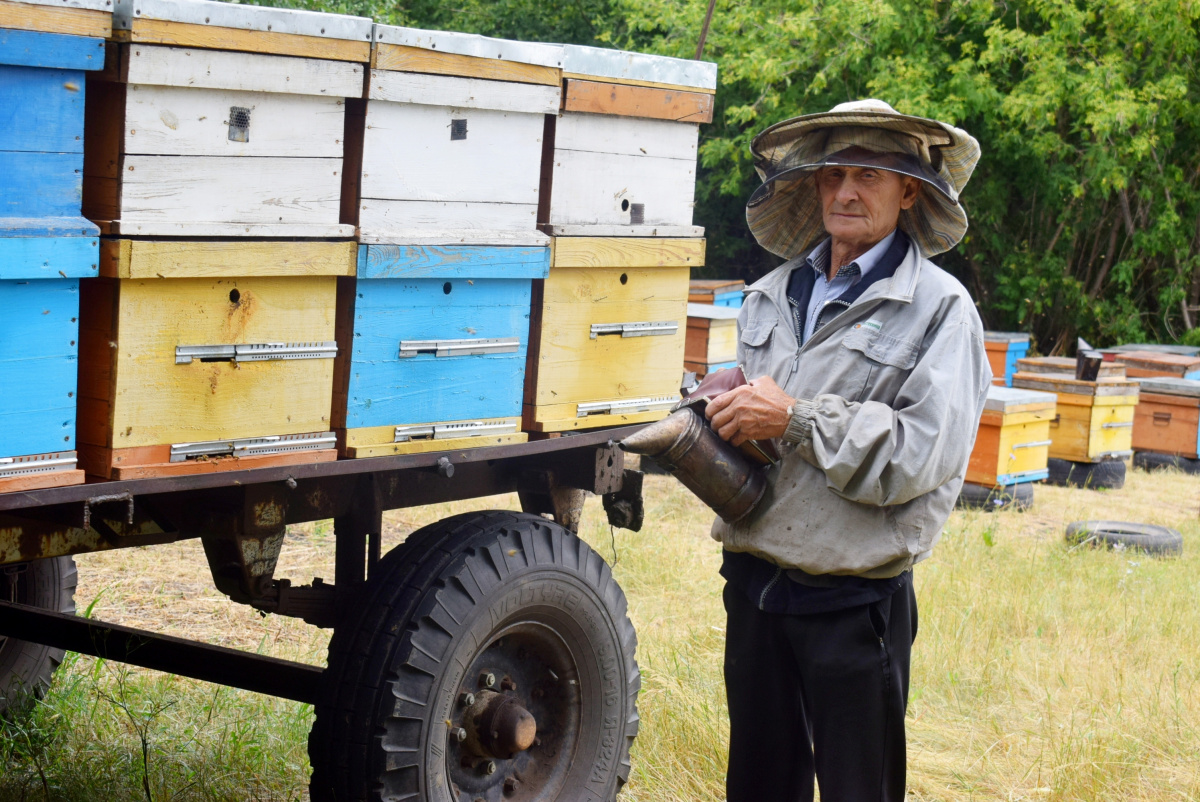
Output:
[711, 240, 992, 578]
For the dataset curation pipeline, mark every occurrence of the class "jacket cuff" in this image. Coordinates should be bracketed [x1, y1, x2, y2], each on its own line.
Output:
[782, 398, 818, 447]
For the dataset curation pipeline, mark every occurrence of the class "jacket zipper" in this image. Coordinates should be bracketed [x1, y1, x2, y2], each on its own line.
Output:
[758, 567, 783, 610]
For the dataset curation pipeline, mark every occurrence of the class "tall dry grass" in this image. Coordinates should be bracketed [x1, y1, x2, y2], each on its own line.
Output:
[0, 468, 1197, 801]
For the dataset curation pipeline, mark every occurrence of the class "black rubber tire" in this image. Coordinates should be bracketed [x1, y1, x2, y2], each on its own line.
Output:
[1065, 520, 1184, 557]
[956, 481, 1034, 512]
[1046, 457, 1126, 490]
[0, 556, 77, 714]
[309, 511, 640, 802]
[1133, 451, 1200, 475]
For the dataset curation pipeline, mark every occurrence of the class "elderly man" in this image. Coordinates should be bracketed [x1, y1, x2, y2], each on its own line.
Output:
[704, 99, 991, 800]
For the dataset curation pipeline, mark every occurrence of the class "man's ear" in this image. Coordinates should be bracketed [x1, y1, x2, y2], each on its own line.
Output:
[900, 177, 921, 210]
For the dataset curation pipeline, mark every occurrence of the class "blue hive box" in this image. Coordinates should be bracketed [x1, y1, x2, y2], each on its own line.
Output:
[984, 331, 1031, 388]
[0, 22, 105, 490]
[335, 245, 549, 457]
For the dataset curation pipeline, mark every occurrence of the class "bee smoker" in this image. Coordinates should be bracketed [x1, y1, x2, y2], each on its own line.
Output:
[619, 406, 767, 524]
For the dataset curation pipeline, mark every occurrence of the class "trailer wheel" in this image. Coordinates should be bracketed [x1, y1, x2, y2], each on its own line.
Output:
[310, 511, 640, 802]
[0, 556, 77, 714]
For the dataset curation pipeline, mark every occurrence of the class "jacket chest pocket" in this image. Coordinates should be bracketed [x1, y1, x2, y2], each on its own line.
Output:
[837, 325, 920, 401]
[738, 321, 778, 378]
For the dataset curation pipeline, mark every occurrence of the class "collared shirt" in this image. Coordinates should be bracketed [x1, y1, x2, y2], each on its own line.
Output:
[795, 228, 898, 344]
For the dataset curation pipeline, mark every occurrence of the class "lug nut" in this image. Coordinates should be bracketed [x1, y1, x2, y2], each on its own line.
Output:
[460, 692, 476, 707]
[483, 760, 497, 775]
[480, 672, 496, 688]
[451, 727, 467, 743]
[504, 777, 519, 794]
[500, 677, 517, 691]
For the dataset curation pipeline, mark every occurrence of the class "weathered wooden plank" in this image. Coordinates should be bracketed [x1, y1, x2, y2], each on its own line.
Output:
[361, 101, 543, 205]
[101, 239, 356, 279]
[123, 45, 364, 97]
[111, 155, 345, 229]
[91, 276, 337, 448]
[358, 199, 539, 241]
[0, 28, 104, 71]
[1012, 373, 1139, 398]
[372, 25, 563, 67]
[544, 224, 705, 238]
[551, 237, 705, 268]
[84, 446, 337, 480]
[116, 18, 371, 63]
[554, 112, 698, 159]
[113, 0, 373, 44]
[548, 147, 696, 228]
[0, 278, 81, 458]
[562, 79, 714, 123]
[121, 85, 345, 158]
[0, 65, 86, 154]
[374, 42, 560, 86]
[368, 70, 559, 114]
[0, 1, 111, 39]
[0, 235, 97, 280]
[357, 244, 549, 280]
[0, 469, 85, 493]
[561, 43, 716, 92]
[344, 277, 532, 430]
[99, 220, 355, 238]
[523, 403, 670, 433]
[561, 72, 716, 95]
[0, 151, 83, 219]
[345, 431, 527, 459]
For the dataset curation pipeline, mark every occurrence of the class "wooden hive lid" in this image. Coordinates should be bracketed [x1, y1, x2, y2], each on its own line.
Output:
[983, 385, 1056, 413]
[15, 0, 113, 12]
[0, 0, 113, 39]
[984, 330, 1030, 345]
[690, 278, 744, 295]
[1015, 355, 1124, 378]
[1101, 343, 1200, 357]
[1135, 376, 1200, 398]
[561, 43, 716, 91]
[1012, 372, 1139, 398]
[687, 302, 740, 321]
[1111, 350, 1200, 372]
[113, 0, 373, 45]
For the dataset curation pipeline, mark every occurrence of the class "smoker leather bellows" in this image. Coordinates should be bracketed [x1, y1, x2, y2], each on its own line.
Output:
[619, 407, 766, 523]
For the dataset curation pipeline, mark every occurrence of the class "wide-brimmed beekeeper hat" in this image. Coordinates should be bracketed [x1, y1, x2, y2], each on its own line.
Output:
[745, 99, 980, 258]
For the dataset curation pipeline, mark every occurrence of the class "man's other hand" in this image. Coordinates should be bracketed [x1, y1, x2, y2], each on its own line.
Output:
[705, 376, 795, 446]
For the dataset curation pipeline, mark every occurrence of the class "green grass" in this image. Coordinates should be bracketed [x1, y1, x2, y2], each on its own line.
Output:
[2, 468, 1198, 800]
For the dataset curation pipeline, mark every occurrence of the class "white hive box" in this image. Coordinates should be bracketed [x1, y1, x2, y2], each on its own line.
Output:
[359, 25, 564, 245]
[540, 44, 717, 237]
[82, 0, 372, 237]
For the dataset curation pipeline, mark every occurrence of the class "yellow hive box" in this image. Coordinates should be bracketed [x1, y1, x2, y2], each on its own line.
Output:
[77, 240, 355, 478]
[1012, 372, 1139, 463]
[523, 237, 699, 431]
[965, 386, 1056, 486]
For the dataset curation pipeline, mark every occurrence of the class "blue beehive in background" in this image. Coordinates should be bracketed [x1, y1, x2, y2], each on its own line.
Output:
[335, 245, 549, 457]
[984, 331, 1031, 388]
[0, 4, 108, 490]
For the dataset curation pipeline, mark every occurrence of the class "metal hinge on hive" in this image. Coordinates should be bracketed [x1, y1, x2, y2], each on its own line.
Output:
[0, 451, 77, 478]
[589, 321, 678, 339]
[169, 432, 337, 463]
[175, 342, 338, 364]
[394, 420, 519, 443]
[398, 338, 520, 358]
[577, 396, 677, 417]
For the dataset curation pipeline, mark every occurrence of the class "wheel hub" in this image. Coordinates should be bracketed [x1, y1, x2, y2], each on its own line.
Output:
[464, 690, 538, 760]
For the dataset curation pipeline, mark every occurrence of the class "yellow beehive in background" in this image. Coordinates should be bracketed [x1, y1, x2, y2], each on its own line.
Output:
[684, 303, 739, 377]
[965, 386, 1056, 486]
[1012, 372, 1139, 463]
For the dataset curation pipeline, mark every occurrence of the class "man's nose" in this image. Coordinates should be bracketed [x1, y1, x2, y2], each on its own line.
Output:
[835, 177, 859, 205]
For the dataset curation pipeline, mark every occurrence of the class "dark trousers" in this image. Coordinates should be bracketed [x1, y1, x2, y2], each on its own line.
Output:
[723, 580, 918, 802]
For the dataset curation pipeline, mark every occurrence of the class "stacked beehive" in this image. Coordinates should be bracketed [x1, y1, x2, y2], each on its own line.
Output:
[334, 27, 563, 457]
[523, 44, 715, 432]
[689, 279, 744, 308]
[683, 279, 742, 378]
[0, 0, 109, 491]
[1110, 350, 1200, 381]
[983, 331, 1030, 387]
[76, 0, 370, 477]
[964, 386, 1056, 489]
[1131, 377, 1200, 462]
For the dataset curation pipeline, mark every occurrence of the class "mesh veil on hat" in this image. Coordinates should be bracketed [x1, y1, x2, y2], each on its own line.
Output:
[746, 99, 981, 258]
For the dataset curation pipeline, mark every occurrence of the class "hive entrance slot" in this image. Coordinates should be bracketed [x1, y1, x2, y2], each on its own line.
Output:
[450, 119, 467, 140]
[630, 203, 645, 225]
[228, 106, 251, 143]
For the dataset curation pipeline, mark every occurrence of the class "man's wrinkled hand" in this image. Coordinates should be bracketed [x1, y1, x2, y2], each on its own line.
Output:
[704, 376, 795, 446]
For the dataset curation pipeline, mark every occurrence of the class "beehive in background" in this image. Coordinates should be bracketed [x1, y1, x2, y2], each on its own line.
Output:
[966, 386, 1056, 487]
[983, 331, 1029, 387]
[0, 0, 109, 491]
[1131, 377, 1200, 459]
[684, 303, 738, 378]
[1015, 355, 1124, 379]
[83, 0, 371, 236]
[523, 238, 699, 432]
[358, 26, 562, 245]
[76, 241, 356, 478]
[539, 44, 715, 236]
[1012, 372, 1139, 463]
[1110, 350, 1200, 381]
[689, 278, 744, 308]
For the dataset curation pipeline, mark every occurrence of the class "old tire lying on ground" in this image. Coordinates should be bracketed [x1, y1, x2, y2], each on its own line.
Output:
[0, 556, 77, 714]
[309, 510, 640, 802]
[1065, 520, 1184, 557]
[1132, 451, 1200, 475]
[956, 481, 1034, 512]
[1046, 457, 1126, 490]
